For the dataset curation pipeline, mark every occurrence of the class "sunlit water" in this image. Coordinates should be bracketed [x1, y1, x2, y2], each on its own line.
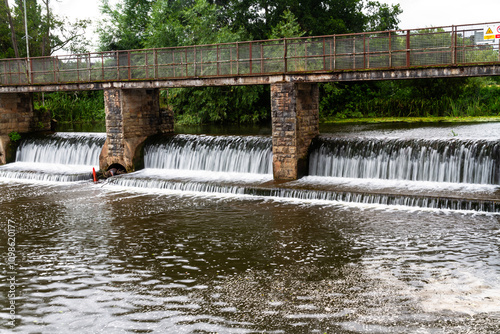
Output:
[1, 122, 500, 333]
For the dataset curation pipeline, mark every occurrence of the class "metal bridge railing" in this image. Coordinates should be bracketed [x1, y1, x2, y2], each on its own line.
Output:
[1, 22, 499, 86]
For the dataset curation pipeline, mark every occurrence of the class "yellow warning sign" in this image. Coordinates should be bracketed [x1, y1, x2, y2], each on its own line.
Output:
[484, 26, 497, 40]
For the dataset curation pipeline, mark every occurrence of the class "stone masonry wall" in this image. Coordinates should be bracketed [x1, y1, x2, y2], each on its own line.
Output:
[0, 93, 51, 164]
[271, 82, 319, 180]
[100, 88, 173, 172]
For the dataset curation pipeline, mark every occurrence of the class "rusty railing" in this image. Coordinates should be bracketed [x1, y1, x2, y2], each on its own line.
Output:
[1, 22, 499, 86]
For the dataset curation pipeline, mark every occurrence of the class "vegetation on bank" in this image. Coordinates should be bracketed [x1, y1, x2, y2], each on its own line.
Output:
[2, 0, 500, 124]
[34, 91, 105, 124]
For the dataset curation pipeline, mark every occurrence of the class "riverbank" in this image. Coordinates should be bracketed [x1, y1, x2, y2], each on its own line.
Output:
[321, 116, 500, 124]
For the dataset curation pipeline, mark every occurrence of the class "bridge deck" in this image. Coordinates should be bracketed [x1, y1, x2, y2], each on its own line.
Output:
[1, 22, 499, 92]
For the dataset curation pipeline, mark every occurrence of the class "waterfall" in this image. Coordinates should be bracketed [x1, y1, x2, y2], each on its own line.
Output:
[0, 133, 105, 182]
[144, 134, 273, 174]
[16, 133, 105, 166]
[309, 137, 500, 185]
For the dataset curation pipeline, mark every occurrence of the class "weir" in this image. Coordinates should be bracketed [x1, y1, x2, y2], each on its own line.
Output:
[0, 133, 105, 182]
[1, 131, 498, 212]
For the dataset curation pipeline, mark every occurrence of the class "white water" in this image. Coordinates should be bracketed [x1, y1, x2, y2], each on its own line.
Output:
[0, 133, 105, 182]
[16, 132, 105, 165]
[144, 134, 272, 174]
[309, 138, 499, 185]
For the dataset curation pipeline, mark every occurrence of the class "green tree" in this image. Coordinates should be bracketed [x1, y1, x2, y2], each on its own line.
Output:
[268, 9, 305, 39]
[98, 0, 153, 51]
[145, 0, 266, 125]
[0, 0, 90, 58]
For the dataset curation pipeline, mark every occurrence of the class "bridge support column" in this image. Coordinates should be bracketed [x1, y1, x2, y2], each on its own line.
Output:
[271, 82, 319, 181]
[99, 88, 173, 172]
[0, 93, 51, 164]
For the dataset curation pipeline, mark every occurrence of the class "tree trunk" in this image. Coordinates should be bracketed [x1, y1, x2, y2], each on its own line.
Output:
[41, 0, 51, 56]
[4, 0, 20, 58]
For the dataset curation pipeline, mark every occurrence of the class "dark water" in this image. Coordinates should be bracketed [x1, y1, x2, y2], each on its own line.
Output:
[1, 182, 499, 333]
[1, 122, 500, 333]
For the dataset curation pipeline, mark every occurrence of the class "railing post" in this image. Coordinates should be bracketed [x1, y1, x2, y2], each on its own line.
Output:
[452, 25, 457, 65]
[406, 30, 411, 67]
[353, 37, 356, 69]
[323, 37, 326, 70]
[53, 56, 57, 83]
[26, 58, 31, 84]
[249, 42, 253, 74]
[388, 31, 392, 68]
[101, 53, 105, 81]
[305, 39, 308, 71]
[333, 36, 336, 70]
[185, 47, 188, 77]
[127, 51, 131, 80]
[88, 53, 92, 81]
[260, 44, 264, 74]
[363, 34, 367, 69]
[284, 38, 288, 73]
[116, 51, 120, 80]
[154, 49, 158, 79]
[194, 46, 197, 76]
[77, 55, 80, 82]
[172, 49, 175, 77]
[236, 42, 240, 75]
[217, 44, 220, 76]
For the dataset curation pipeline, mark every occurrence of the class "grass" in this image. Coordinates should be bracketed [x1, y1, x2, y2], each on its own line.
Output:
[321, 116, 500, 124]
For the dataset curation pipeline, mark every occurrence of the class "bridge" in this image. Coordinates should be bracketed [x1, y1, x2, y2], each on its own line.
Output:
[1, 22, 499, 180]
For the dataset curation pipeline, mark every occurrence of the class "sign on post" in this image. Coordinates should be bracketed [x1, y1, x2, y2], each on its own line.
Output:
[484, 25, 500, 40]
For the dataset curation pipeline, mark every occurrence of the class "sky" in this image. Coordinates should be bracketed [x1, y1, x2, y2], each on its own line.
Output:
[50, 0, 500, 51]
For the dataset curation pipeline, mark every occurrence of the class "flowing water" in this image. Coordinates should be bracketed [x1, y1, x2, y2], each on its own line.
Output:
[1, 122, 499, 333]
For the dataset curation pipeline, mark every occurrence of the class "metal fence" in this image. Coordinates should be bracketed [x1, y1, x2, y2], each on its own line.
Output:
[1, 22, 499, 86]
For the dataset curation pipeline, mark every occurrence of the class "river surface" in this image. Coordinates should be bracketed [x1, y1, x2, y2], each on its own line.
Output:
[1, 122, 499, 333]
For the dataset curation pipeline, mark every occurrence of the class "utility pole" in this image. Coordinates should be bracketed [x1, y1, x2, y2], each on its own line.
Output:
[23, 0, 31, 83]
[23, 0, 30, 59]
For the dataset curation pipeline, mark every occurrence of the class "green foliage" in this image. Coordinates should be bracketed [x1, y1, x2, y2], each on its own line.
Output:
[93, 0, 404, 125]
[36, 91, 105, 123]
[8, 131, 21, 142]
[0, 0, 90, 58]
[320, 77, 500, 121]
[98, 0, 152, 51]
[170, 85, 269, 125]
[269, 10, 305, 39]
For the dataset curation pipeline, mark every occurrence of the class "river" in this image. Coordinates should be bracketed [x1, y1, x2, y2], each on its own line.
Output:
[1, 122, 499, 333]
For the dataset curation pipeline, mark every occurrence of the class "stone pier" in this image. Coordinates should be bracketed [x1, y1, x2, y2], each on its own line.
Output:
[0, 93, 51, 164]
[271, 82, 319, 180]
[99, 88, 173, 172]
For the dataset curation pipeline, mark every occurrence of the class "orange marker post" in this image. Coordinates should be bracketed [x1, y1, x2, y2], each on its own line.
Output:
[92, 168, 97, 183]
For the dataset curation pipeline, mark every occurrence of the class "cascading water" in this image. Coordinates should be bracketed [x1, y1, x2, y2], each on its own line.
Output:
[108, 134, 274, 193]
[107, 133, 499, 213]
[144, 134, 273, 174]
[309, 137, 499, 185]
[0, 133, 105, 182]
